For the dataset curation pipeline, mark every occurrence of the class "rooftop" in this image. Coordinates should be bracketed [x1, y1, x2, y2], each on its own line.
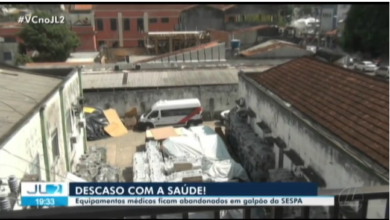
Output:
[243, 57, 389, 169]
[82, 68, 241, 90]
[71, 4, 93, 11]
[240, 40, 305, 57]
[314, 48, 347, 63]
[0, 65, 62, 146]
[136, 41, 221, 64]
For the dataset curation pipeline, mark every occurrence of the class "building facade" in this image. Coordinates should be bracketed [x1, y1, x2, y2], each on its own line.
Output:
[0, 65, 86, 183]
[238, 57, 388, 218]
[319, 5, 338, 32]
[0, 36, 18, 64]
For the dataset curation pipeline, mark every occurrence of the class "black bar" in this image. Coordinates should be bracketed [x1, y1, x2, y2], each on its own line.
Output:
[359, 199, 369, 219]
[244, 208, 251, 219]
[330, 199, 340, 219]
[182, 213, 189, 219]
[214, 210, 220, 219]
[386, 199, 389, 219]
[301, 206, 310, 218]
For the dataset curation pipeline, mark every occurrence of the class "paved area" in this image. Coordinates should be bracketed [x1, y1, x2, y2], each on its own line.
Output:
[87, 121, 221, 182]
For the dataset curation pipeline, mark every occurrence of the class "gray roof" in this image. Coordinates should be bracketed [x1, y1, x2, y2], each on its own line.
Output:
[82, 69, 239, 89]
[0, 67, 62, 145]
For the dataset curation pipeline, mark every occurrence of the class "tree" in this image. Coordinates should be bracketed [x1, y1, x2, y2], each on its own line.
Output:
[342, 4, 389, 58]
[18, 12, 80, 62]
[14, 54, 33, 66]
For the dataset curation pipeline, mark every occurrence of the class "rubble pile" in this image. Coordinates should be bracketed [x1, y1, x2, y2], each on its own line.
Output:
[75, 146, 121, 182]
[133, 141, 206, 182]
[226, 106, 275, 182]
[267, 169, 328, 219]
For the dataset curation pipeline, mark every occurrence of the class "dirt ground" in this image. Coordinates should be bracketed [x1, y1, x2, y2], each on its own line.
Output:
[87, 121, 222, 182]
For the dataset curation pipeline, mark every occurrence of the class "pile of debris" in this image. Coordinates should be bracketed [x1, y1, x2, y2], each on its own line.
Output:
[74, 146, 121, 182]
[133, 126, 249, 183]
[226, 105, 275, 182]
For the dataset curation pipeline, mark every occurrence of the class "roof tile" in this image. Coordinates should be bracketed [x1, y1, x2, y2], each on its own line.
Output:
[244, 57, 389, 169]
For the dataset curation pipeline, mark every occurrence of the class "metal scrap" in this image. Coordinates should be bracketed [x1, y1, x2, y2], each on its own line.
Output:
[74, 146, 120, 182]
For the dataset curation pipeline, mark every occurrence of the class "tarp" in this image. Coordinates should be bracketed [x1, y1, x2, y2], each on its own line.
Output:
[161, 126, 249, 182]
[84, 107, 110, 141]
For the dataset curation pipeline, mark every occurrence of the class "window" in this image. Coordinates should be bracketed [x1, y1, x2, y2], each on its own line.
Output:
[138, 40, 144, 47]
[98, 40, 105, 47]
[3, 52, 12, 61]
[123, 18, 130, 31]
[137, 18, 144, 32]
[149, 18, 157, 23]
[110, 18, 117, 31]
[228, 16, 235, 22]
[161, 17, 169, 23]
[161, 108, 197, 117]
[3, 37, 16, 43]
[148, 111, 159, 119]
[51, 129, 60, 160]
[95, 19, 104, 31]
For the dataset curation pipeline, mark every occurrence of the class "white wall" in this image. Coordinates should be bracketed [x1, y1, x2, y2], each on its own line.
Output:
[0, 113, 46, 181]
[0, 71, 85, 184]
[233, 31, 257, 45]
[62, 73, 85, 172]
[43, 93, 67, 182]
[239, 77, 388, 218]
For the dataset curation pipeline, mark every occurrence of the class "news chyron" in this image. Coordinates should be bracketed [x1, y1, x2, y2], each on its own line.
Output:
[21, 182, 68, 207]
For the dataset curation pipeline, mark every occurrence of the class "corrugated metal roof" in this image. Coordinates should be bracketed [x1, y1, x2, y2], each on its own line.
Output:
[244, 57, 389, 169]
[136, 41, 220, 64]
[0, 67, 62, 144]
[240, 40, 305, 57]
[82, 69, 238, 89]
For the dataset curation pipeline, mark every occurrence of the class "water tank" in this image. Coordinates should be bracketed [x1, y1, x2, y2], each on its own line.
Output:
[231, 39, 241, 50]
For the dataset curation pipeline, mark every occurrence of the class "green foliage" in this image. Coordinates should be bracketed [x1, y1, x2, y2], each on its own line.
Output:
[18, 12, 80, 62]
[342, 4, 389, 57]
[14, 54, 33, 66]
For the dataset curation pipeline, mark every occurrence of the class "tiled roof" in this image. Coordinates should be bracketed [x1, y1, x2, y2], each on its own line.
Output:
[240, 40, 304, 57]
[135, 41, 220, 64]
[244, 57, 389, 169]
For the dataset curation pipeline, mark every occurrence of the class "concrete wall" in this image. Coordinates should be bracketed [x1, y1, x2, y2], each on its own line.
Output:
[250, 47, 313, 59]
[232, 31, 257, 45]
[179, 6, 225, 31]
[239, 76, 388, 218]
[44, 92, 67, 182]
[84, 85, 238, 120]
[0, 113, 46, 181]
[62, 73, 85, 172]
